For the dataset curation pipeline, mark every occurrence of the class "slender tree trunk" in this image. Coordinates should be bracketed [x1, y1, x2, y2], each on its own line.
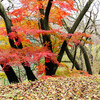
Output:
[69, 0, 94, 33]
[80, 45, 92, 74]
[95, 46, 100, 60]
[80, 49, 83, 70]
[99, 70, 100, 74]
[38, 0, 94, 75]
[0, 2, 37, 82]
[38, 0, 59, 75]
[0, 2, 19, 83]
[57, 0, 94, 74]
[72, 46, 78, 69]
[22, 62, 37, 81]
[65, 46, 80, 70]
[1, 65, 19, 83]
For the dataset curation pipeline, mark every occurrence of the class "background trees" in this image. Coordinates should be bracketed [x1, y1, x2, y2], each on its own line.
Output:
[64, 0, 100, 74]
[0, 0, 99, 84]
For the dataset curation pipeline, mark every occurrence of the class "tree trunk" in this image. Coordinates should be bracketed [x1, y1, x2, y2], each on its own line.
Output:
[0, 2, 37, 82]
[95, 46, 100, 60]
[58, 0, 94, 74]
[0, 2, 19, 83]
[22, 62, 37, 81]
[1, 65, 19, 83]
[80, 45, 92, 74]
[65, 46, 80, 70]
[79, 49, 83, 70]
[38, 0, 59, 75]
[38, 0, 94, 75]
[69, 0, 94, 33]
[99, 70, 100, 74]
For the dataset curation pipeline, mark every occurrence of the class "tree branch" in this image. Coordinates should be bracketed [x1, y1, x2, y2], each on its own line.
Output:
[69, 0, 94, 33]
[57, 0, 94, 62]
[44, 0, 53, 29]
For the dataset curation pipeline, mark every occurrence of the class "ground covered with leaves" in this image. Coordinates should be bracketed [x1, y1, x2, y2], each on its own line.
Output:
[0, 75, 100, 100]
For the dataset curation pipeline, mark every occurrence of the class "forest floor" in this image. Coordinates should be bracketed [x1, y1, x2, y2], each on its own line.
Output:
[0, 75, 100, 100]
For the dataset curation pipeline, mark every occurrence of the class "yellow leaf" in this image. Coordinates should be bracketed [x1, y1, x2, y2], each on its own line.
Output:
[0, 72, 7, 78]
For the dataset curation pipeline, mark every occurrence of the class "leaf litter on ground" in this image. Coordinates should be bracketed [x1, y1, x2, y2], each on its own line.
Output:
[0, 75, 100, 100]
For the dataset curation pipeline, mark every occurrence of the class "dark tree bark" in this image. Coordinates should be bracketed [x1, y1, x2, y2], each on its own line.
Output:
[99, 70, 100, 74]
[39, 0, 94, 75]
[57, 0, 94, 74]
[68, 0, 94, 33]
[1, 65, 19, 83]
[22, 62, 36, 81]
[65, 46, 80, 70]
[42, 0, 53, 51]
[38, 0, 59, 75]
[72, 46, 78, 69]
[0, 2, 19, 83]
[79, 50, 83, 70]
[0, 2, 37, 82]
[79, 45, 92, 74]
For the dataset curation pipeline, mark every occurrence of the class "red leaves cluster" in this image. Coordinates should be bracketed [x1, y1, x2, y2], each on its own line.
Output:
[0, 27, 7, 36]
[0, 0, 93, 75]
[9, 26, 92, 47]
[33, 49, 59, 65]
[36, 64, 46, 78]
[8, 32, 17, 40]
[60, 32, 92, 47]
[0, 46, 59, 71]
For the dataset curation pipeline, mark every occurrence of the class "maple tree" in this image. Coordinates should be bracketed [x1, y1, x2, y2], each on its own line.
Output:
[0, 0, 93, 83]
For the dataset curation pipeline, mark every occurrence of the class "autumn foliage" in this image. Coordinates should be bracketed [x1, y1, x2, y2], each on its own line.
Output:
[0, 0, 92, 77]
